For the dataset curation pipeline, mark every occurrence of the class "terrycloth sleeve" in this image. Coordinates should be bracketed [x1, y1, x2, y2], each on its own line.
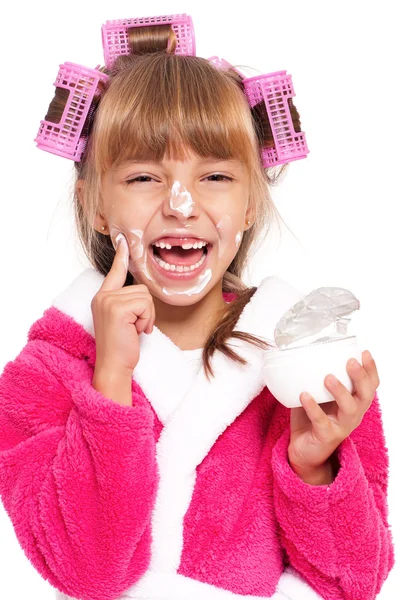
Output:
[0, 339, 159, 600]
[271, 391, 395, 600]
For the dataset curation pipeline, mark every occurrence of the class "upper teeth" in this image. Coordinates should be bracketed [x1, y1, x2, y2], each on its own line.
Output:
[153, 241, 208, 250]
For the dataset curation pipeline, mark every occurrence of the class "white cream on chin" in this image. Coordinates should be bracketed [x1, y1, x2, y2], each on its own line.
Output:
[161, 268, 213, 296]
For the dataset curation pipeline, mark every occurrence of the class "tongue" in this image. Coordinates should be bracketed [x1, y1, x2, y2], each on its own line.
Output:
[158, 246, 204, 265]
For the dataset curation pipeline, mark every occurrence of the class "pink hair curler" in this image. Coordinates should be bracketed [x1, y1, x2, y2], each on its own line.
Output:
[35, 62, 109, 161]
[207, 56, 244, 77]
[207, 57, 309, 168]
[243, 71, 309, 167]
[102, 13, 196, 69]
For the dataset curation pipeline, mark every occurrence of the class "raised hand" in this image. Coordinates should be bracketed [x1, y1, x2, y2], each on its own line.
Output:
[91, 233, 156, 379]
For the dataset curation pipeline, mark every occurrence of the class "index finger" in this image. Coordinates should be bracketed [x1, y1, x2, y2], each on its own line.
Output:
[100, 233, 130, 292]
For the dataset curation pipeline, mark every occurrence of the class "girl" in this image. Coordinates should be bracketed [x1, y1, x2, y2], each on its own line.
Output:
[0, 14, 394, 600]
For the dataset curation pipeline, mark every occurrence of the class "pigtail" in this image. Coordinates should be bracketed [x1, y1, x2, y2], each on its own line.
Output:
[202, 272, 271, 379]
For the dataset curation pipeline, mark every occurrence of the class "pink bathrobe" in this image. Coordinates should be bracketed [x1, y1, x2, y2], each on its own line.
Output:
[0, 268, 395, 600]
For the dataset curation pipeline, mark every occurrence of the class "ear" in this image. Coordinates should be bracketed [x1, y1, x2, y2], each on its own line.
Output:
[76, 179, 108, 234]
[244, 198, 256, 231]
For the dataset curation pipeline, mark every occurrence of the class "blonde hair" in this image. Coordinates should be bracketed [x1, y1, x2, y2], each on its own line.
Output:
[51, 24, 301, 377]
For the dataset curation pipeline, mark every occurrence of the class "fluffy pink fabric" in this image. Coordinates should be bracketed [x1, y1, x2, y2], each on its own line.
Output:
[0, 307, 395, 600]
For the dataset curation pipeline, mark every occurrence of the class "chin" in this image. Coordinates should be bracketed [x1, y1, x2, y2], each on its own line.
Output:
[131, 269, 220, 307]
[155, 289, 209, 306]
[155, 276, 215, 305]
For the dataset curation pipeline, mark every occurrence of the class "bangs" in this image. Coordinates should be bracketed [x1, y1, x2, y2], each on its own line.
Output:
[91, 54, 259, 174]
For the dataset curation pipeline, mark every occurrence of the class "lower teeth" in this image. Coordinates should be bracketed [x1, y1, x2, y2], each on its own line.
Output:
[153, 252, 206, 272]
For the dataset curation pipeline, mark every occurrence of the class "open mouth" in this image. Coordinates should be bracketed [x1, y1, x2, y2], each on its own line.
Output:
[149, 237, 212, 278]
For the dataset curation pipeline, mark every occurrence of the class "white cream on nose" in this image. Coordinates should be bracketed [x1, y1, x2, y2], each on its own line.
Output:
[169, 181, 195, 218]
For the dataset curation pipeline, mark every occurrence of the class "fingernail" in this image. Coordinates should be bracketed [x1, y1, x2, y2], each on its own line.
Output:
[327, 374, 337, 385]
[115, 233, 129, 269]
[115, 233, 126, 248]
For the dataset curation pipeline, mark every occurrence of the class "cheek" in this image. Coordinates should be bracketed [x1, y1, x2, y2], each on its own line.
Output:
[215, 213, 244, 259]
[108, 225, 155, 284]
[102, 181, 156, 223]
[105, 198, 153, 257]
[109, 225, 144, 260]
[235, 231, 243, 246]
[107, 200, 150, 226]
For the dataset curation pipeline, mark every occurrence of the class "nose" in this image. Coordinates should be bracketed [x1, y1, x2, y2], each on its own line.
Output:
[162, 181, 199, 222]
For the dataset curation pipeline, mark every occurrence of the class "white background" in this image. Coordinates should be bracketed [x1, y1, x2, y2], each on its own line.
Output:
[0, 0, 397, 598]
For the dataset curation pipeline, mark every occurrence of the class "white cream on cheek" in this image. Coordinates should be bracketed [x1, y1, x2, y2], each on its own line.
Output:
[216, 214, 235, 258]
[110, 225, 153, 282]
[129, 229, 144, 259]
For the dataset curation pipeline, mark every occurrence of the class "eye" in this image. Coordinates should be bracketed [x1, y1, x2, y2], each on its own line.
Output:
[205, 174, 233, 182]
[126, 175, 159, 184]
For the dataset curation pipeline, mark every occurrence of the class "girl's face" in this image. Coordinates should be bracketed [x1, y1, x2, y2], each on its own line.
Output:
[96, 149, 254, 305]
